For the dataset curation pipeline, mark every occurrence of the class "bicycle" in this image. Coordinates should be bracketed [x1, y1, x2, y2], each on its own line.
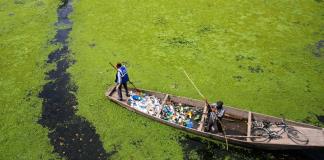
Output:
[250, 115, 309, 144]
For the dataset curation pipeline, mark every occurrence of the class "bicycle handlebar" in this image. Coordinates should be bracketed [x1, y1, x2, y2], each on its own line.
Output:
[280, 114, 286, 123]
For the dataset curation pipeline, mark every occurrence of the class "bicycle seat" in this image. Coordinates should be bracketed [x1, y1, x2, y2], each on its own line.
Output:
[275, 121, 284, 126]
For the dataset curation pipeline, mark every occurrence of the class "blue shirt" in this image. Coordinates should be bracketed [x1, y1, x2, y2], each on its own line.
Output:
[116, 65, 129, 84]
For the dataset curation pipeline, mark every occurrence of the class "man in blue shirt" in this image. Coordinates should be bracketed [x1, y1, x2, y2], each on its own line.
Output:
[115, 63, 130, 101]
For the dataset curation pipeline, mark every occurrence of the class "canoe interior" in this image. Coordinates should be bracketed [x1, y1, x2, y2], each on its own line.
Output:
[169, 92, 253, 136]
[106, 86, 324, 149]
[108, 87, 249, 135]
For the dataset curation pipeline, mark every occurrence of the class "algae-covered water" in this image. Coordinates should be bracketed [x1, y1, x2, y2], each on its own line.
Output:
[1, 0, 324, 159]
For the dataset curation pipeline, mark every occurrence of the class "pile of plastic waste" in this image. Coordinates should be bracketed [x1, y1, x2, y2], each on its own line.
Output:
[160, 102, 203, 129]
[127, 91, 161, 117]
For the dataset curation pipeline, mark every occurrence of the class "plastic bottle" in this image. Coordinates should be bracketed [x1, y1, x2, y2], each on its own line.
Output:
[186, 120, 193, 128]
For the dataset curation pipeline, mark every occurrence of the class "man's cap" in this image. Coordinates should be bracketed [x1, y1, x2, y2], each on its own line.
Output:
[216, 101, 223, 109]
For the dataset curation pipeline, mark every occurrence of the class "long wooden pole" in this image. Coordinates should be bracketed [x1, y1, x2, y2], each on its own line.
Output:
[226, 135, 260, 138]
[183, 69, 206, 99]
[182, 68, 229, 150]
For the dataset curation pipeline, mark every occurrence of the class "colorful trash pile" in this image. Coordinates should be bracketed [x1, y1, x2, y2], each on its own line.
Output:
[127, 91, 162, 117]
[127, 91, 203, 129]
[160, 102, 203, 129]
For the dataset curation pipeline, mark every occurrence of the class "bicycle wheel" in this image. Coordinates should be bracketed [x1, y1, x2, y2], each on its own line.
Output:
[287, 127, 309, 144]
[251, 128, 270, 142]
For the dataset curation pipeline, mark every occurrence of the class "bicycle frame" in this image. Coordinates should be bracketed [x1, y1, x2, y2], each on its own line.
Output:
[251, 115, 309, 144]
[267, 124, 288, 138]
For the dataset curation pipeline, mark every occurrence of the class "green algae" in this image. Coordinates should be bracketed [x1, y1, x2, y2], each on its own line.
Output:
[68, 0, 324, 159]
[0, 0, 60, 159]
[0, 0, 323, 159]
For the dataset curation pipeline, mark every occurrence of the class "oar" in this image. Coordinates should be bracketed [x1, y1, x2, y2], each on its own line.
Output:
[109, 62, 140, 92]
[226, 135, 261, 138]
[182, 68, 229, 150]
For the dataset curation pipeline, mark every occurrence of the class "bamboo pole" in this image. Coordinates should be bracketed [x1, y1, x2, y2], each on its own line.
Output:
[182, 68, 229, 150]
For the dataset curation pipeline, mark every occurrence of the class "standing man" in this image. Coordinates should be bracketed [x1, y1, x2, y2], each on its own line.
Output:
[115, 63, 130, 101]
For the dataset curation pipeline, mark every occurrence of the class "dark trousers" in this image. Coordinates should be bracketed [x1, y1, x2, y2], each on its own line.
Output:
[117, 83, 129, 100]
[206, 115, 216, 133]
[207, 118, 223, 133]
[216, 119, 223, 132]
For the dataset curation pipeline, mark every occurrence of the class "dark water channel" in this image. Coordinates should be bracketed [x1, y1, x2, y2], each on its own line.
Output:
[38, 0, 109, 159]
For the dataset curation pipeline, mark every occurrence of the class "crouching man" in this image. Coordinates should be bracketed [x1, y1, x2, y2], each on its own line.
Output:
[206, 101, 225, 133]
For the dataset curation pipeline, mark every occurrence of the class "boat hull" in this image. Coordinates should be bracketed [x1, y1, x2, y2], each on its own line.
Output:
[106, 86, 324, 150]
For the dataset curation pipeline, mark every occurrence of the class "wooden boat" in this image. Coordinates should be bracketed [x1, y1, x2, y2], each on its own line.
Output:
[105, 86, 324, 150]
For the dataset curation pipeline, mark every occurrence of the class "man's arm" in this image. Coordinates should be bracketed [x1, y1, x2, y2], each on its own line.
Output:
[217, 109, 225, 118]
[205, 100, 211, 112]
[117, 71, 122, 84]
